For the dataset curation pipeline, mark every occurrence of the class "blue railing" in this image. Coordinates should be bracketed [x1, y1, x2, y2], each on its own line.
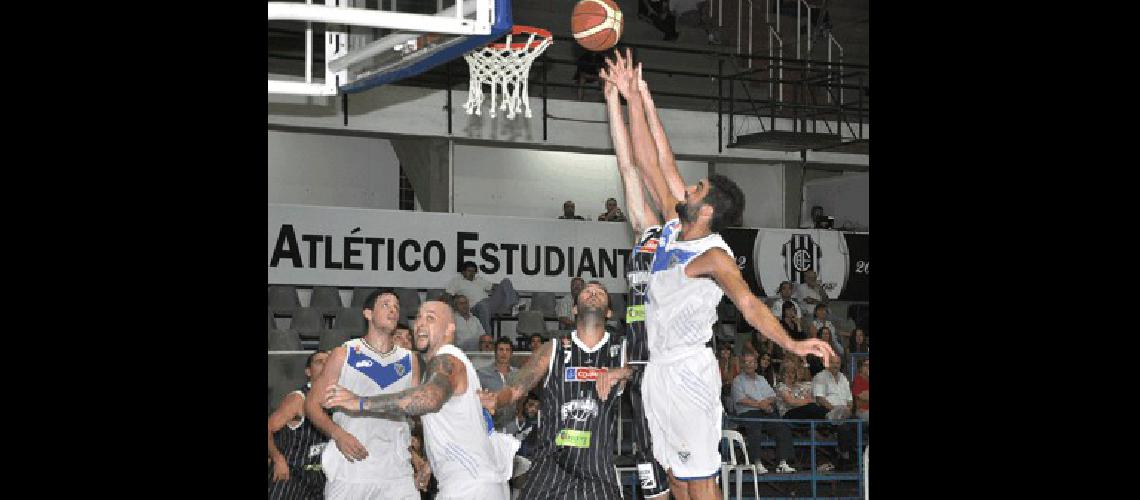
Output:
[618, 416, 866, 499]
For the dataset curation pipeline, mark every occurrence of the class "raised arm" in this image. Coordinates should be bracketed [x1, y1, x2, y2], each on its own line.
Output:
[603, 49, 678, 220]
[324, 354, 465, 418]
[687, 248, 837, 365]
[635, 71, 686, 203]
[601, 69, 660, 235]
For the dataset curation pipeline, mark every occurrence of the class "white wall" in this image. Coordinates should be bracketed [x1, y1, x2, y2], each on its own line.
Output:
[452, 145, 708, 219]
[713, 162, 785, 228]
[268, 130, 401, 210]
[802, 172, 869, 230]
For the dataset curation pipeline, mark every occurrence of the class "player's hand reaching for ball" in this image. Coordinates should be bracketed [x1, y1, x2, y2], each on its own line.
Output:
[788, 339, 837, 366]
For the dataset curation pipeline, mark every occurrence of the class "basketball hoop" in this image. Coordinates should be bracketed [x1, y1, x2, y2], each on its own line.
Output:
[463, 25, 552, 119]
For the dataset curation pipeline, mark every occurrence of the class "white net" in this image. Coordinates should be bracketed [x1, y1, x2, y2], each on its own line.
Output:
[463, 29, 552, 119]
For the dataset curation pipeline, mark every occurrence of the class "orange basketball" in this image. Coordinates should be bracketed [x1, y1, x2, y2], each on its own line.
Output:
[571, 0, 624, 52]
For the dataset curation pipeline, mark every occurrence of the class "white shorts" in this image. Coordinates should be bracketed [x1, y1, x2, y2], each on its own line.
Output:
[435, 480, 509, 500]
[324, 477, 420, 500]
[641, 348, 723, 479]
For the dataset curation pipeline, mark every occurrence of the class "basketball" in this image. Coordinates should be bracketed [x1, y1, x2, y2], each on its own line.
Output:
[571, 0, 623, 52]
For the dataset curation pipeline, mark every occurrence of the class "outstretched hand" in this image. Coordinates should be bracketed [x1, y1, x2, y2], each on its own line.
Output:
[600, 48, 637, 98]
[788, 339, 838, 366]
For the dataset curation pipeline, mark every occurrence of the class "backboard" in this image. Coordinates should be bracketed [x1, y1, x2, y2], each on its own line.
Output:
[268, 0, 512, 96]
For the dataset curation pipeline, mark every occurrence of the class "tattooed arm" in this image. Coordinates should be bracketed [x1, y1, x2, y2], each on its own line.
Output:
[489, 340, 554, 410]
[323, 354, 465, 418]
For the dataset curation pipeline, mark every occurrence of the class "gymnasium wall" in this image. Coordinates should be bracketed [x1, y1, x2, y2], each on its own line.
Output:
[268, 130, 401, 210]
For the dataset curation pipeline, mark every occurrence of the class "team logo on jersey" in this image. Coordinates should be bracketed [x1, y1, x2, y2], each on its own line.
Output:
[393, 361, 406, 377]
[781, 233, 823, 284]
[564, 367, 603, 382]
[560, 398, 599, 422]
[354, 359, 374, 368]
[610, 344, 622, 357]
[637, 463, 658, 489]
[638, 238, 659, 253]
[626, 304, 646, 323]
[308, 443, 327, 458]
[677, 451, 691, 463]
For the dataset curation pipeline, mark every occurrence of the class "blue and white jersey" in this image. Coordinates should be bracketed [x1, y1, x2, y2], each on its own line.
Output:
[645, 218, 734, 364]
[321, 338, 416, 484]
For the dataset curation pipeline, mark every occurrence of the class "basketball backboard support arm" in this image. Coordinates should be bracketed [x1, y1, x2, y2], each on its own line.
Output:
[268, 0, 508, 96]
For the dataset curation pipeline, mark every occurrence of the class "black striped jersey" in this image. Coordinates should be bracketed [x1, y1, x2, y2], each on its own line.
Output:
[268, 385, 328, 500]
[520, 331, 625, 500]
[624, 225, 663, 363]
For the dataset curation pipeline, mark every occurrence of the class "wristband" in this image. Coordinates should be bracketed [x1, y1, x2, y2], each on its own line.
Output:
[359, 398, 364, 413]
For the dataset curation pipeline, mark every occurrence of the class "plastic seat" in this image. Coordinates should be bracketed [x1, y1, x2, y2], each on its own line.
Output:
[333, 307, 365, 335]
[310, 286, 344, 315]
[268, 329, 303, 351]
[395, 288, 422, 321]
[529, 292, 557, 317]
[289, 307, 323, 340]
[268, 308, 276, 330]
[516, 310, 549, 336]
[319, 328, 355, 351]
[425, 289, 447, 302]
[721, 429, 762, 500]
[350, 287, 378, 309]
[268, 285, 301, 316]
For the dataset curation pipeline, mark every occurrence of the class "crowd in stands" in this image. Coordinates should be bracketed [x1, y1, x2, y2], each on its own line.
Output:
[269, 265, 869, 497]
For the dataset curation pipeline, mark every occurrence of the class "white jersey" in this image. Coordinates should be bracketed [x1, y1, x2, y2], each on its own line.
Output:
[321, 338, 416, 484]
[645, 218, 734, 364]
[421, 344, 510, 498]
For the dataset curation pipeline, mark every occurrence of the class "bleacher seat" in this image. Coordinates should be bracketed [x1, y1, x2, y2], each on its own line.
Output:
[350, 287, 377, 309]
[529, 292, 557, 317]
[268, 328, 303, 351]
[268, 308, 275, 330]
[516, 310, 548, 336]
[333, 307, 365, 334]
[268, 355, 307, 414]
[268, 285, 301, 316]
[395, 288, 422, 321]
[310, 286, 343, 316]
[289, 307, 323, 340]
[425, 289, 447, 302]
[319, 328, 355, 351]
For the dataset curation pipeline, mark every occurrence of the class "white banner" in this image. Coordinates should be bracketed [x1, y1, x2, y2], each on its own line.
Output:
[268, 204, 638, 292]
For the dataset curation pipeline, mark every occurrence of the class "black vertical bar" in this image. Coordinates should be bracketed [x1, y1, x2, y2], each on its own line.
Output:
[728, 71, 734, 146]
[717, 58, 723, 153]
[342, 92, 348, 126]
[446, 61, 453, 135]
[542, 53, 548, 142]
[858, 74, 864, 139]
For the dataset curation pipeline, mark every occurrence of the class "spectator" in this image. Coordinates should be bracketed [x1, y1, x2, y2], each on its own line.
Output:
[477, 338, 519, 429]
[478, 333, 494, 352]
[732, 352, 797, 473]
[848, 327, 870, 354]
[558, 200, 587, 220]
[807, 303, 837, 338]
[819, 326, 844, 361]
[813, 354, 858, 471]
[597, 197, 628, 222]
[758, 351, 777, 387]
[717, 343, 739, 400]
[451, 294, 486, 352]
[638, 0, 679, 41]
[268, 351, 331, 499]
[503, 391, 542, 457]
[780, 301, 806, 341]
[445, 261, 494, 332]
[775, 358, 827, 421]
[528, 334, 543, 352]
[795, 269, 829, 312]
[851, 358, 869, 422]
[572, 50, 606, 101]
[769, 281, 804, 319]
[555, 277, 586, 330]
